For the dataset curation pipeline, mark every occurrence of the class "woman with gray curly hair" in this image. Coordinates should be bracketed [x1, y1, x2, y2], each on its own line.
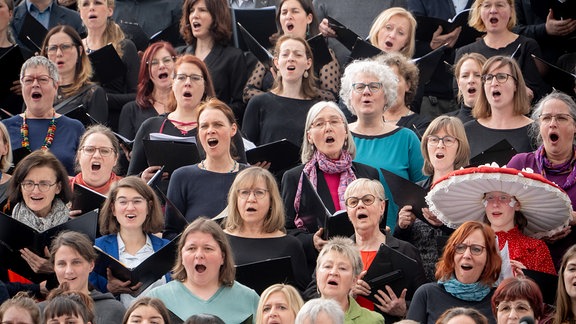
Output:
[341, 58, 426, 231]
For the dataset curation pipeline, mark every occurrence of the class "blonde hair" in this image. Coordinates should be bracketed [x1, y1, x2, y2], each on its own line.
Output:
[468, 0, 517, 32]
[256, 284, 304, 324]
[368, 7, 416, 58]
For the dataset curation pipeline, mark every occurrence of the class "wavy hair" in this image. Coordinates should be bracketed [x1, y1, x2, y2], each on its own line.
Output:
[180, 0, 232, 47]
[469, 0, 516, 32]
[136, 41, 177, 112]
[368, 7, 416, 58]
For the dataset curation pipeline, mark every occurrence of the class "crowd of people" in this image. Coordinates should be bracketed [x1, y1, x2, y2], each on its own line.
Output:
[0, 0, 575, 323]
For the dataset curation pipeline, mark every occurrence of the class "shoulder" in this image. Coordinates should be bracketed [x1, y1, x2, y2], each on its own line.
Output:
[230, 281, 260, 298]
[282, 165, 305, 182]
[2, 115, 22, 127]
[149, 234, 170, 248]
[57, 116, 85, 131]
[95, 234, 117, 247]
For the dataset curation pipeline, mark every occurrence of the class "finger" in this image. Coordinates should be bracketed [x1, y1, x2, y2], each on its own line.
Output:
[385, 285, 398, 299]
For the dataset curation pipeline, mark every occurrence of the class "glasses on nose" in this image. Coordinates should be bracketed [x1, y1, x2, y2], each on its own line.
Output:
[147, 56, 175, 66]
[45, 43, 76, 54]
[345, 194, 380, 208]
[427, 135, 458, 147]
[352, 82, 383, 93]
[21, 180, 57, 192]
[497, 302, 532, 314]
[481, 73, 516, 84]
[454, 243, 485, 256]
[310, 118, 344, 130]
[81, 146, 116, 157]
[21, 75, 53, 86]
[237, 189, 269, 200]
[539, 113, 574, 125]
[174, 73, 204, 83]
[483, 194, 514, 205]
[115, 198, 146, 208]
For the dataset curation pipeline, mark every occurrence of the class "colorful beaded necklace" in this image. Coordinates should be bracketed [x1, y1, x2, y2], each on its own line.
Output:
[20, 109, 57, 152]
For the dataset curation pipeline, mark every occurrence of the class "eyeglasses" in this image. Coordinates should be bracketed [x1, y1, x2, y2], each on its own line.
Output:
[310, 118, 344, 130]
[174, 73, 204, 83]
[147, 56, 175, 66]
[21, 75, 53, 86]
[345, 194, 380, 208]
[45, 43, 76, 54]
[352, 82, 383, 93]
[481, 73, 516, 84]
[539, 113, 574, 125]
[497, 302, 532, 314]
[115, 198, 146, 208]
[454, 243, 485, 256]
[427, 135, 458, 147]
[237, 189, 269, 200]
[483, 194, 514, 205]
[21, 180, 58, 192]
[81, 146, 116, 157]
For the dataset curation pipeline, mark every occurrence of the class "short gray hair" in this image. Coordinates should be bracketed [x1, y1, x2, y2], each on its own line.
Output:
[20, 56, 60, 84]
[316, 237, 363, 277]
[529, 91, 576, 147]
[339, 58, 398, 115]
[300, 101, 356, 163]
[295, 298, 344, 324]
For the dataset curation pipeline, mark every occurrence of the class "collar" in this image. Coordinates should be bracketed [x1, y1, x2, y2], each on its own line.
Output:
[27, 0, 53, 13]
[117, 234, 153, 254]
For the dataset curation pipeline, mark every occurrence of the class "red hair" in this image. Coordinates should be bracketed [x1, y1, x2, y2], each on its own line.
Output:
[135, 42, 177, 111]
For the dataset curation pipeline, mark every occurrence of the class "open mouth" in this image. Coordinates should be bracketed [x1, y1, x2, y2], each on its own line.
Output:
[89, 14, 97, 19]
[195, 264, 206, 273]
[126, 214, 136, 220]
[91, 162, 101, 171]
[31, 92, 42, 99]
[30, 196, 44, 201]
[158, 73, 169, 79]
[357, 213, 368, 219]
[325, 136, 335, 143]
[461, 264, 473, 271]
[207, 138, 218, 147]
[467, 87, 476, 94]
[489, 17, 498, 24]
[246, 207, 257, 212]
[385, 41, 393, 48]
[435, 153, 445, 159]
[327, 280, 338, 286]
[286, 65, 296, 71]
[286, 22, 294, 31]
[550, 133, 559, 143]
[183, 91, 192, 98]
[492, 90, 501, 98]
[192, 22, 201, 29]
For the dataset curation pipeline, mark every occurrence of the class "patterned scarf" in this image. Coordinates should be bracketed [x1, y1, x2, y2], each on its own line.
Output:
[12, 199, 69, 232]
[293, 150, 356, 229]
[438, 276, 491, 302]
[535, 145, 576, 189]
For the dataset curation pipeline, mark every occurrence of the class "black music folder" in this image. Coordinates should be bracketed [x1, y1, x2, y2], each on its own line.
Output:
[0, 210, 98, 282]
[113, 131, 134, 151]
[120, 20, 185, 52]
[348, 38, 383, 61]
[0, 45, 25, 101]
[245, 139, 300, 173]
[415, 10, 482, 48]
[142, 139, 201, 174]
[237, 22, 273, 66]
[56, 104, 96, 127]
[11, 147, 30, 169]
[326, 16, 361, 51]
[231, 6, 276, 52]
[71, 183, 107, 214]
[380, 168, 428, 225]
[531, 54, 576, 96]
[18, 13, 47, 53]
[551, 0, 576, 20]
[88, 44, 127, 84]
[363, 243, 422, 303]
[298, 174, 354, 240]
[93, 234, 180, 295]
[307, 34, 333, 70]
[469, 139, 517, 167]
[523, 269, 558, 306]
[235, 256, 294, 295]
[412, 44, 447, 86]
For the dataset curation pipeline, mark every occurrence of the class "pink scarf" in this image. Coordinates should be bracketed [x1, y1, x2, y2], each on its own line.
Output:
[293, 150, 356, 229]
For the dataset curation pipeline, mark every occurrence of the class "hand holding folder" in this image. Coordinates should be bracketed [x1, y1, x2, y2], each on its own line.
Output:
[298, 174, 355, 240]
[0, 210, 98, 282]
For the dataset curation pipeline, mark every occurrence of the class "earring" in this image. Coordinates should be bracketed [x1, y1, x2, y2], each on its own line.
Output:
[303, 70, 309, 78]
[306, 23, 310, 38]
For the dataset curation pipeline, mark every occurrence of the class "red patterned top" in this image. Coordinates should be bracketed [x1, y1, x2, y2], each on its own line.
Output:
[496, 226, 556, 275]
